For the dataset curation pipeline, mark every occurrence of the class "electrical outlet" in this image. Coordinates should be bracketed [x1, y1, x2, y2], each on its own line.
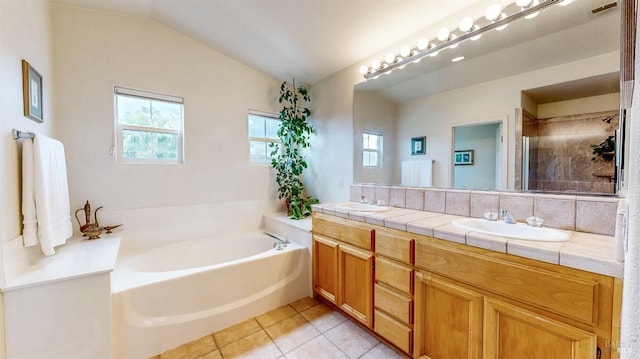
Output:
[338, 179, 344, 190]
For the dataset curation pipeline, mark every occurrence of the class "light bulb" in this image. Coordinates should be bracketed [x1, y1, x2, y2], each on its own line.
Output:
[459, 17, 474, 32]
[400, 46, 411, 58]
[385, 52, 396, 64]
[524, 0, 539, 19]
[449, 34, 459, 49]
[496, 13, 508, 30]
[429, 45, 439, 57]
[417, 38, 429, 51]
[515, 0, 532, 7]
[359, 65, 369, 75]
[436, 27, 450, 42]
[371, 59, 381, 70]
[485, 4, 502, 21]
[471, 27, 482, 41]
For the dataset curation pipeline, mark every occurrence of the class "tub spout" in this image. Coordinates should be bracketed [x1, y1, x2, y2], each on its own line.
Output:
[263, 232, 289, 250]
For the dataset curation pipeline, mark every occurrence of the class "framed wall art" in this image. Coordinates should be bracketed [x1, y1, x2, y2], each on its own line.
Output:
[411, 136, 426, 155]
[22, 59, 43, 123]
[454, 149, 474, 165]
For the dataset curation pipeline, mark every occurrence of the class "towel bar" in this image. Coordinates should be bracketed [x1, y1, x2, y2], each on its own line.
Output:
[12, 129, 35, 140]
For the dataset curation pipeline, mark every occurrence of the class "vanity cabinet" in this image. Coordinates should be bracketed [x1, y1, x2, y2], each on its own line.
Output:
[312, 213, 622, 358]
[312, 213, 374, 328]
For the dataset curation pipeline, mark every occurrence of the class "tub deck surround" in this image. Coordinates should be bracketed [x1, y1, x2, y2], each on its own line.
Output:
[311, 203, 623, 278]
[1, 232, 122, 292]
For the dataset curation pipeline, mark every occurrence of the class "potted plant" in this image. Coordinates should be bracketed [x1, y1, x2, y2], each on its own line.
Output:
[270, 80, 319, 219]
[591, 135, 615, 162]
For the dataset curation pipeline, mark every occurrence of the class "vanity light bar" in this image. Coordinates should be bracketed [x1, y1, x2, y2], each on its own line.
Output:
[362, 0, 564, 80]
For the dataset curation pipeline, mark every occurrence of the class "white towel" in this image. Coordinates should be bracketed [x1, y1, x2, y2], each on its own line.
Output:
[401, 160, 433, 187]
[21, 134, 73, 256]
[21, 139, 38, 246]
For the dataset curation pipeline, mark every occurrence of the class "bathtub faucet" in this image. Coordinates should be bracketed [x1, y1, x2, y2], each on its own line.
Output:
[263, 232, 290, 250]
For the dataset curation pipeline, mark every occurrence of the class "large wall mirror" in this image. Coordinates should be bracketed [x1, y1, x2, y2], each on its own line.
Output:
[353, 0, 622, 195]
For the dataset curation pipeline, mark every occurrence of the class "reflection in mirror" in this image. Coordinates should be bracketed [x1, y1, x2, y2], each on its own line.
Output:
[353, 0, 621, 195]
[453, 121, 503, 190]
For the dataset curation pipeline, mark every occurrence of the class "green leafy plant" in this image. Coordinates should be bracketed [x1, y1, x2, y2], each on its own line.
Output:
[591, 135, 615, 162]
[270, 80, 319, 219]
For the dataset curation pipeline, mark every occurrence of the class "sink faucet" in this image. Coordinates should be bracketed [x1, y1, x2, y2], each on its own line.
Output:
[263, 232, 290, 250]
[500, 210, 516, 224]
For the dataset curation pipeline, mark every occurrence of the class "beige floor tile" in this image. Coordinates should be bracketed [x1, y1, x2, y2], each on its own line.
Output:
[289, 296, 320, 313]
[325, 320, 379, 358]
[300, 303, 347, 333]
[160, 334, 217, 359]
[219, 330, 282, 359]
[196, 349, 223, 359]
[285, 335, 349, 359]
[360, 342, 406, 359]
[255, 305, 297, 327]
[214, 318, 262, 347]
[264, 314, 321, 354]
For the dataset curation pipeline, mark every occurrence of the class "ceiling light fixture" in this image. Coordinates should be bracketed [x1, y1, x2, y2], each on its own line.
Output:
[359, 0, 569, 79]
[452, 56, 465, 62]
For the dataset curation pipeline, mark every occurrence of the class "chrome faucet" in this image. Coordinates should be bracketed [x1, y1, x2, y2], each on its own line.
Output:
[263, 232, 290, 250]
[500, 210, 516, 224]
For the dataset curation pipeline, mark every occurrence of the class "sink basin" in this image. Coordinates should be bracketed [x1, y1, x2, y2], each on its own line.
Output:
[335, 202, 390, 212]
[452, 218, 569, 242]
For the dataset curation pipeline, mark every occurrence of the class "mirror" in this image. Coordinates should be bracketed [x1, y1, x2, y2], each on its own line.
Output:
[353, 0, 621, 195]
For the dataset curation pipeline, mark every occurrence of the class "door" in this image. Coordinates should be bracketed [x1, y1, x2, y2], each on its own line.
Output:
[414, 271, 483, 359]
[338, 243, 374, 328]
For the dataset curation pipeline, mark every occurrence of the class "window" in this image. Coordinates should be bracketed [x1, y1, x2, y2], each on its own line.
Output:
[114, 87, 184, 163]
[248, 111, 280, 164]
[363, 130, 383, 167]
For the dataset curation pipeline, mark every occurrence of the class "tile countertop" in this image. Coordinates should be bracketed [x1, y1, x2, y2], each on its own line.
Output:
[312, 203, 623, 279]
[1, 232, 122, 292]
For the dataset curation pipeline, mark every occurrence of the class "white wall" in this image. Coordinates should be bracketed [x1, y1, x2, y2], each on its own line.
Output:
[52, 5, 282, 212]
[538, 93, 620, 118]
[353, 91, 397, 184]
[454, 123, 499, 190]
[0, 1, 55, 357]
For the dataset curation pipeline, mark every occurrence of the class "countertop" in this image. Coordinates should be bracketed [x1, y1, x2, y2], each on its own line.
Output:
[312, 203, 623, 278]
[1, 232, 122, 292]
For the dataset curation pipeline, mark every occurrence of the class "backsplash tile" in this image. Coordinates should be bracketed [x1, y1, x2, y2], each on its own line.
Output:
[499, 193, 534, 222]
[349, 185, 362, 202]
[424, 188, 446, 213]
[533, 194, 576, 231]
[362, 186, 375, 203]
[445, 190, 471, 217]
[389, 187, 406, 207]
[470, 191, 500, 219]
[374, 187, 390, 204]
[405, 188, 425, 210]
[575, 196, 618, 235]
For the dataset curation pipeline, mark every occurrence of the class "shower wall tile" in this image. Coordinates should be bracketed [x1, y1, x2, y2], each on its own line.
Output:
[499, 192, 534, 222]
[575, 196, 619, 235]
[470, 191, 500, 218]
[445, 189, 471, 217]
[405, 188, 425, 210]
[424, 188, 446, 213]
[389, 187, 406, 208]
[533, 194, 576, 230]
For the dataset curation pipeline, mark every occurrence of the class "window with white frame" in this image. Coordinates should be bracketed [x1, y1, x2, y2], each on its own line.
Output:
[114, 86, 184, 163]
[248, 111, 280, 164]
[363, 130, 383, 167]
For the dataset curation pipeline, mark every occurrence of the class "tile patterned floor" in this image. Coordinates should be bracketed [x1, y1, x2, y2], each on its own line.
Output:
[152, 297, 405, 359]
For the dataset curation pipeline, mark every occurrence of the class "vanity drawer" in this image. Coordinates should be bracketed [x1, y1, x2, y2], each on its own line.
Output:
[415, 240, 599, 325]
[375, 230, 413, 264]
[376, 257, 413, 295]
[313, 214, 372, 250]
[375, 284, 412, 325]
[374, 310, 413, 355]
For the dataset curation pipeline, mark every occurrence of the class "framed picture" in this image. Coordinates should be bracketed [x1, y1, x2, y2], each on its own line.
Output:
[454, 149, 474, 165]
[22, 60, 43, 123]
[411, 136, 426, 155]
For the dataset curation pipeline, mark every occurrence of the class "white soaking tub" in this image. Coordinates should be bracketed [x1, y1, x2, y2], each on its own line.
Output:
[111, 231, 309, 358]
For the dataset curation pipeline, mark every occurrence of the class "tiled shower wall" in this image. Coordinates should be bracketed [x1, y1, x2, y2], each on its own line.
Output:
[524, 110, 618, 194]
[350, 184, 620, 236]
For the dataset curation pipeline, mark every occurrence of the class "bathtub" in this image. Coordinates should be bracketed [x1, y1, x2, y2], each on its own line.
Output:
[111, 231, 309, 358]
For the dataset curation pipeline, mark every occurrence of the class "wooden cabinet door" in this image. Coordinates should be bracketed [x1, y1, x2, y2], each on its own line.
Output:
[312, 235, 339, 304]
[484, 298, 597, 359]
[414, 271, 483, 359]
[338, 243, 374, 328]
